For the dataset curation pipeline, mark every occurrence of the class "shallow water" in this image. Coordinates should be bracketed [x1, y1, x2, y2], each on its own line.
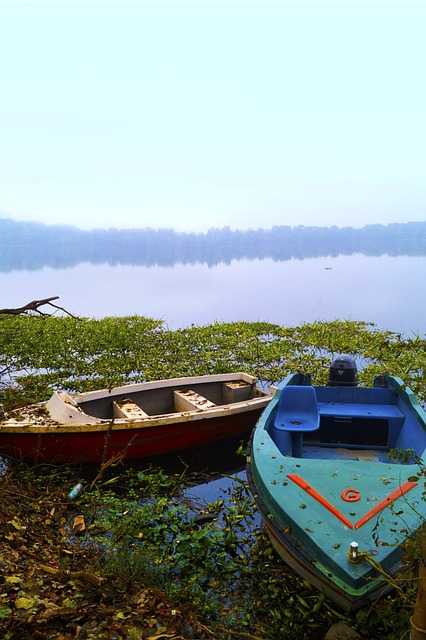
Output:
[1, 254, 425, 334]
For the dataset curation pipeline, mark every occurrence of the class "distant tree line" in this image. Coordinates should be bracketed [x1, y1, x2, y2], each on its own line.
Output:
[0, 218, 425, 272]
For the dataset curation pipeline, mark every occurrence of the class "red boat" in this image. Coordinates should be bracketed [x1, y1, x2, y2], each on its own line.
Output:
[0, 373, 272, 463]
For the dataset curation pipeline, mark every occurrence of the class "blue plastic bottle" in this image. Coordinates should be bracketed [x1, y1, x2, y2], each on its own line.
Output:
[67, 482, 84, 501]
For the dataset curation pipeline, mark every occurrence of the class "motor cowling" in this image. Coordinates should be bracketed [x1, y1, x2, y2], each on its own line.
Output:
[328, 355, 358, 387]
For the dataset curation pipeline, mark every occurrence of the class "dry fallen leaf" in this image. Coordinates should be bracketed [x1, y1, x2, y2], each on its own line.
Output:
[15, 596, 37, 610]
[8, 517, 26, 531]
[72, 515, 86, 534]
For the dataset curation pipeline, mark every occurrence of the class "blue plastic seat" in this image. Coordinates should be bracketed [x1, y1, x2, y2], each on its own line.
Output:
[274, 386, 319, 457]
[275, 385, 320, 431]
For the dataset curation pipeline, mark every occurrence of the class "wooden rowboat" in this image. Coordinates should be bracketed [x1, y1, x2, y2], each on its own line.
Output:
[247, 356, 426, 611]
[0, 373, 271, 464]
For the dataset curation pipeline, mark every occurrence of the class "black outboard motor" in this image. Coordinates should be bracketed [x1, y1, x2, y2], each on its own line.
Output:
[328, 355, 358, 387]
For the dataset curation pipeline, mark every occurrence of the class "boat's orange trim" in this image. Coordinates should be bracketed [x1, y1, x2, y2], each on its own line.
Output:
[341, 488, 361, 503]
[354, 481, 417, 529]
[287, 473, 354, 529]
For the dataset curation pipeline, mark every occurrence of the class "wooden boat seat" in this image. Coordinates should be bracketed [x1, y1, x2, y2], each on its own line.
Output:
[223, 381, 252, 404]
[113, 400, 149, 420]
[174, 389, 216, 412]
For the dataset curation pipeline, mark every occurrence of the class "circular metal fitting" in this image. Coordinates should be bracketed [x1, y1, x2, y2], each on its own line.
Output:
[340, 487, 361, 502]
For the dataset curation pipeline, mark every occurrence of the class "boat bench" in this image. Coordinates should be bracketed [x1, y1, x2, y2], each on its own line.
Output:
[223, 381, 252, 404]
[318, 402, 405, 448]
[318, 402, 404, 420]
[113, 400, 149, 420]
[271, 388, 406, 457]
[174, 390, 216, 412]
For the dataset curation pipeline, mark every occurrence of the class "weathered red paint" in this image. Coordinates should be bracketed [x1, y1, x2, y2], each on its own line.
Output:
[0, 409, 262, 464]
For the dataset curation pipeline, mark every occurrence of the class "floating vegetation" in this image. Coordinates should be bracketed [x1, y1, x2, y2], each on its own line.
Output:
[0, 315, 424, 639]
[0, 316, 424, 410]
[0, 460, 419, 640]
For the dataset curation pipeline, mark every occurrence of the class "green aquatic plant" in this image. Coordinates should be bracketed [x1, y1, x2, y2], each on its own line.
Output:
[1, 315, 424, 411]
[0, 315, 425, 638]
[76, 462, 420, 640]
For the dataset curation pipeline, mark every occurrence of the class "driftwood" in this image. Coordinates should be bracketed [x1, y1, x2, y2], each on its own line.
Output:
[0, 296, 78, 319]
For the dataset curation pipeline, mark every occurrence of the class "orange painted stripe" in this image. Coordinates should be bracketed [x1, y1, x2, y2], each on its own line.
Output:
[354, 481, 417, 529]
[287, 473, 354, 529]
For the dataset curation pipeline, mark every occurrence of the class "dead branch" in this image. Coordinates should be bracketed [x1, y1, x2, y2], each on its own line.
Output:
[38, 563, 104, 587]
[0, 296, 78, 319]
[90, 451, 125, 489]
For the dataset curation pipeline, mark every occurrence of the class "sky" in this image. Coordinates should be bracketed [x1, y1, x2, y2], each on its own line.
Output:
[0, 0, 425, 231]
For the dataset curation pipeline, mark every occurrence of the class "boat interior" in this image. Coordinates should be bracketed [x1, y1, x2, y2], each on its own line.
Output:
[77, 378, 267, 420]
[269, 375, 426, 465]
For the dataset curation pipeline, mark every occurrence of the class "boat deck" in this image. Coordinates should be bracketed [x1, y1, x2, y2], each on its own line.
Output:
[302, 445, 390, 462]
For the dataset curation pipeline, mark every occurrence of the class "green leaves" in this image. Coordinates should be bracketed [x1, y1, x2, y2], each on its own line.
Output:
[1, 315, 425, 411]
[15, 595, 38, 610]
[0, 315, 424, 639]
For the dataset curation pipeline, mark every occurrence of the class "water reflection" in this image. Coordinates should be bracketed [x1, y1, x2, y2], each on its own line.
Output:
[1, 219, 425, 271]
[0, 254, 425, 335]
[183, 470, 262, 536]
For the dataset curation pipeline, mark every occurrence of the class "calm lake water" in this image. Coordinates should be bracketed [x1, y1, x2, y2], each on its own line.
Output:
[1, 254, 425, 335]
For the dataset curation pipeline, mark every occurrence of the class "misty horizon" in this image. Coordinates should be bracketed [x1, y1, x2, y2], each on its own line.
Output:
[1, 217, 425, 273]
[2, 214, 426, 235]
[1, 2, 426, 231]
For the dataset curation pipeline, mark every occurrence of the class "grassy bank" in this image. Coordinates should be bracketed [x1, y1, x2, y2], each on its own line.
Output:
[0, 316, 425, 639]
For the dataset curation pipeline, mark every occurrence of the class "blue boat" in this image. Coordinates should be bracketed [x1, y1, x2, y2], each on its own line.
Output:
[247, 356, 426, 610]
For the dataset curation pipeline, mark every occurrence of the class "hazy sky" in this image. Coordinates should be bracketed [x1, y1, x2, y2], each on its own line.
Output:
[1, 0, 425, 230]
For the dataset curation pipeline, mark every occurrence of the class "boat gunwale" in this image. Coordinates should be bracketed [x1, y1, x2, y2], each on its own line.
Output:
[0, 372, 272, 434]
[72, 372, 261, 402]
[384, 374, 426, 435]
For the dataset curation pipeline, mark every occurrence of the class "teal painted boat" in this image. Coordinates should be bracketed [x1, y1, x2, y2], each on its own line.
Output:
[247, 357, 426, 610]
